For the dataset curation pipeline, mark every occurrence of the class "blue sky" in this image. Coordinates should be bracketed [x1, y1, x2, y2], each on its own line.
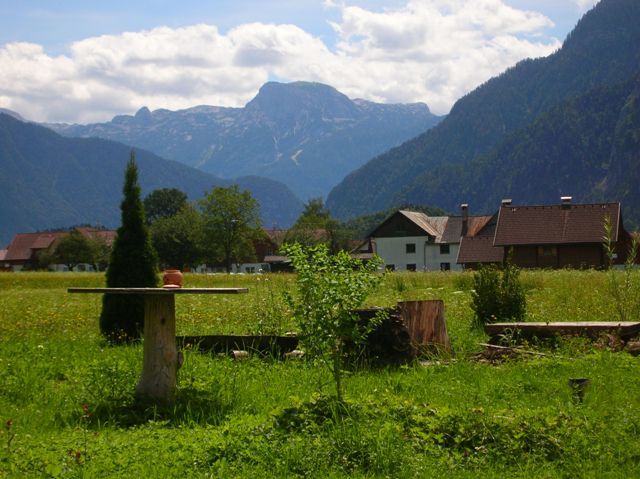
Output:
[0, 0, 599, 123]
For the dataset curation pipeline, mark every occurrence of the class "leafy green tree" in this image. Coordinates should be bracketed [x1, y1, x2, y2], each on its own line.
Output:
[100, 152, 158, 343]
[150, 205, 205, 270]
[199, 185, 261, 272]
[52, 229, 95, 270]
[283, 243, 384, 401]
[143, 188, 188, 224]
[285, 198, 349, 252]
[89, 235, 112, 272]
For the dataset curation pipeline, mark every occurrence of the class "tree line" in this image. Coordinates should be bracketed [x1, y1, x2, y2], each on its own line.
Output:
[43, 181, 369, 273]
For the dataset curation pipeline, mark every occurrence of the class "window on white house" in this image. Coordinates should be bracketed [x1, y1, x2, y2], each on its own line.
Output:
[440, 244, 450, 255]
[440, 262, 451, 271]
[386, 264, 395, 271]
[407, 264, 416, 271]
[406, 243, 416, 254]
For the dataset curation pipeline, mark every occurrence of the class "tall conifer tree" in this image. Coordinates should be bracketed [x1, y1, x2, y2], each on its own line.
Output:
[100, 152, 158, 342]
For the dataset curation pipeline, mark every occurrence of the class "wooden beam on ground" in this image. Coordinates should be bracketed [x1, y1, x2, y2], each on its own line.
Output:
[484, 321, 640, 340]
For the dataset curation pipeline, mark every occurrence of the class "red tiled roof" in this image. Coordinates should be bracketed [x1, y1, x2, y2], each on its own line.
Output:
[457, 236, 504, 265]
[5, 232, 60, 261]
[5, 228, 117, 262]
[78, 228, 117, 246]
[494, 202, 620, 246]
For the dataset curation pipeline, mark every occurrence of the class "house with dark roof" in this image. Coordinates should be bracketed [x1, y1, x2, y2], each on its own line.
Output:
[3, 228, 116, 271]
[366, 208, 492, 271]
[493, 198, 632, 269]
[456, 211, 503, 269]
[457, 197, 634, 270]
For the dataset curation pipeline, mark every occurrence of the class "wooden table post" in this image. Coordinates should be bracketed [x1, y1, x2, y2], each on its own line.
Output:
[136, 293, 178, 403]
[68, 287, 248, 405]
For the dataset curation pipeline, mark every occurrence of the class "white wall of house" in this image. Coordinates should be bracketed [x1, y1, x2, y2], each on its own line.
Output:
[374, 236, 462, 272]
[192, 263, 270, 274]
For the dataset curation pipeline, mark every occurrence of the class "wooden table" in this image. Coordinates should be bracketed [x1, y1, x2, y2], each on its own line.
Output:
[69, 287, 248, 403]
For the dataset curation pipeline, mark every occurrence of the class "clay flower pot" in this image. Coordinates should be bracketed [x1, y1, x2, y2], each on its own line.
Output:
[162, 269, 183, 288]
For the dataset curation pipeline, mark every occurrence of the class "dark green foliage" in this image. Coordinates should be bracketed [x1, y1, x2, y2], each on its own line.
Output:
[150, 205, 204, 269]
[51, 230, 95, 270]
[285, 198, 352, 252]
[327, 0, 640, 220]
[199, 185, 261, 272]
[100, 153, 158, 343]
[143, 188, 188, 224]
[471, 261, 526, 325]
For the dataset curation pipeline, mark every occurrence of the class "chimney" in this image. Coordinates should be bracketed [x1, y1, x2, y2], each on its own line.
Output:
[461, 203, 469, 237]
[501, 199, 512, 207]
[561, 196, 572, 208]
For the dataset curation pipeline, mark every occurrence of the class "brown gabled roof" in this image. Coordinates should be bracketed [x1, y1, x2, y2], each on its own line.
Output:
[5, 228, 117, 262]
[5, 232, 60, 261]
[442, 215, 494, 243]
[457, 236, 504, 265]
[466, 215, 494, 237]
[398, 210, 441, 238]
[77, 228, 117, 246]
[494, 202, 620, 246]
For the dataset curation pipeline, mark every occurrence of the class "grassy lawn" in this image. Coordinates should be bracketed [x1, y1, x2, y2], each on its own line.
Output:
[1, 271, 639, 477]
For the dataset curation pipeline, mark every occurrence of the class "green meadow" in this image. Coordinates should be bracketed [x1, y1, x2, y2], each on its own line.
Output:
[1, 271, 639, 478]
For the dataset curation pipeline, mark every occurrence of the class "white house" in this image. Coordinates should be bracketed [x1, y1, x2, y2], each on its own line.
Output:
[365, 208, 492, 272]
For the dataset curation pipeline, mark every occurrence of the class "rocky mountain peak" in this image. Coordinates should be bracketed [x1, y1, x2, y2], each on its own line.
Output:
[134, 106, 153, 125]
[245, 81, 360, 123]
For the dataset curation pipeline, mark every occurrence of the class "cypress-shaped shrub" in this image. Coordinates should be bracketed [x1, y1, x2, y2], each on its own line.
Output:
[100, 152, 158, 342]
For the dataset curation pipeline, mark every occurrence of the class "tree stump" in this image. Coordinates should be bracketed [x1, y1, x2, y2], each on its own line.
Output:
[396, 300, 451, 353]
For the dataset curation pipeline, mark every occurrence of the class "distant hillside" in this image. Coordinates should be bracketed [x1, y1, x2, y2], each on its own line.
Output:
[327, 0, 640, 220]
[0, 114, 302, 245]
[47, 81, 442, 200]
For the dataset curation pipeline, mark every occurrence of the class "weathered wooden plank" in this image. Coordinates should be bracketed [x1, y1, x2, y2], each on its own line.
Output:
[484, 321, 640, 339]
[68, 287, 248, 294]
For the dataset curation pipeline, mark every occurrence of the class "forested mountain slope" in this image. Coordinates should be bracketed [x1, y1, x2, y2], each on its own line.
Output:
[0, 114, 302, 245]
[327, 0, 640, 220]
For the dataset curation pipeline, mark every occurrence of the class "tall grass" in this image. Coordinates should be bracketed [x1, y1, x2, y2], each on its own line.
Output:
[0, 270, 639, 477]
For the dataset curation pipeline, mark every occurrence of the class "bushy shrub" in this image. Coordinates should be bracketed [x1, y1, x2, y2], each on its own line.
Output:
[471, 260, 526, 326]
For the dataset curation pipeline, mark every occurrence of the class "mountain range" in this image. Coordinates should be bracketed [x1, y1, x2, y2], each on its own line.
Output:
[0, 114, 303, 246]
[48, 81, 441, 200]
[4, 0, 639, 245]
[326, 0, 640, 228]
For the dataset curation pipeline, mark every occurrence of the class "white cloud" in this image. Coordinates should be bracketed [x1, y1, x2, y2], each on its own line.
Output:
[573, 0, 599, 12]
[0, 1, 561, 123]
